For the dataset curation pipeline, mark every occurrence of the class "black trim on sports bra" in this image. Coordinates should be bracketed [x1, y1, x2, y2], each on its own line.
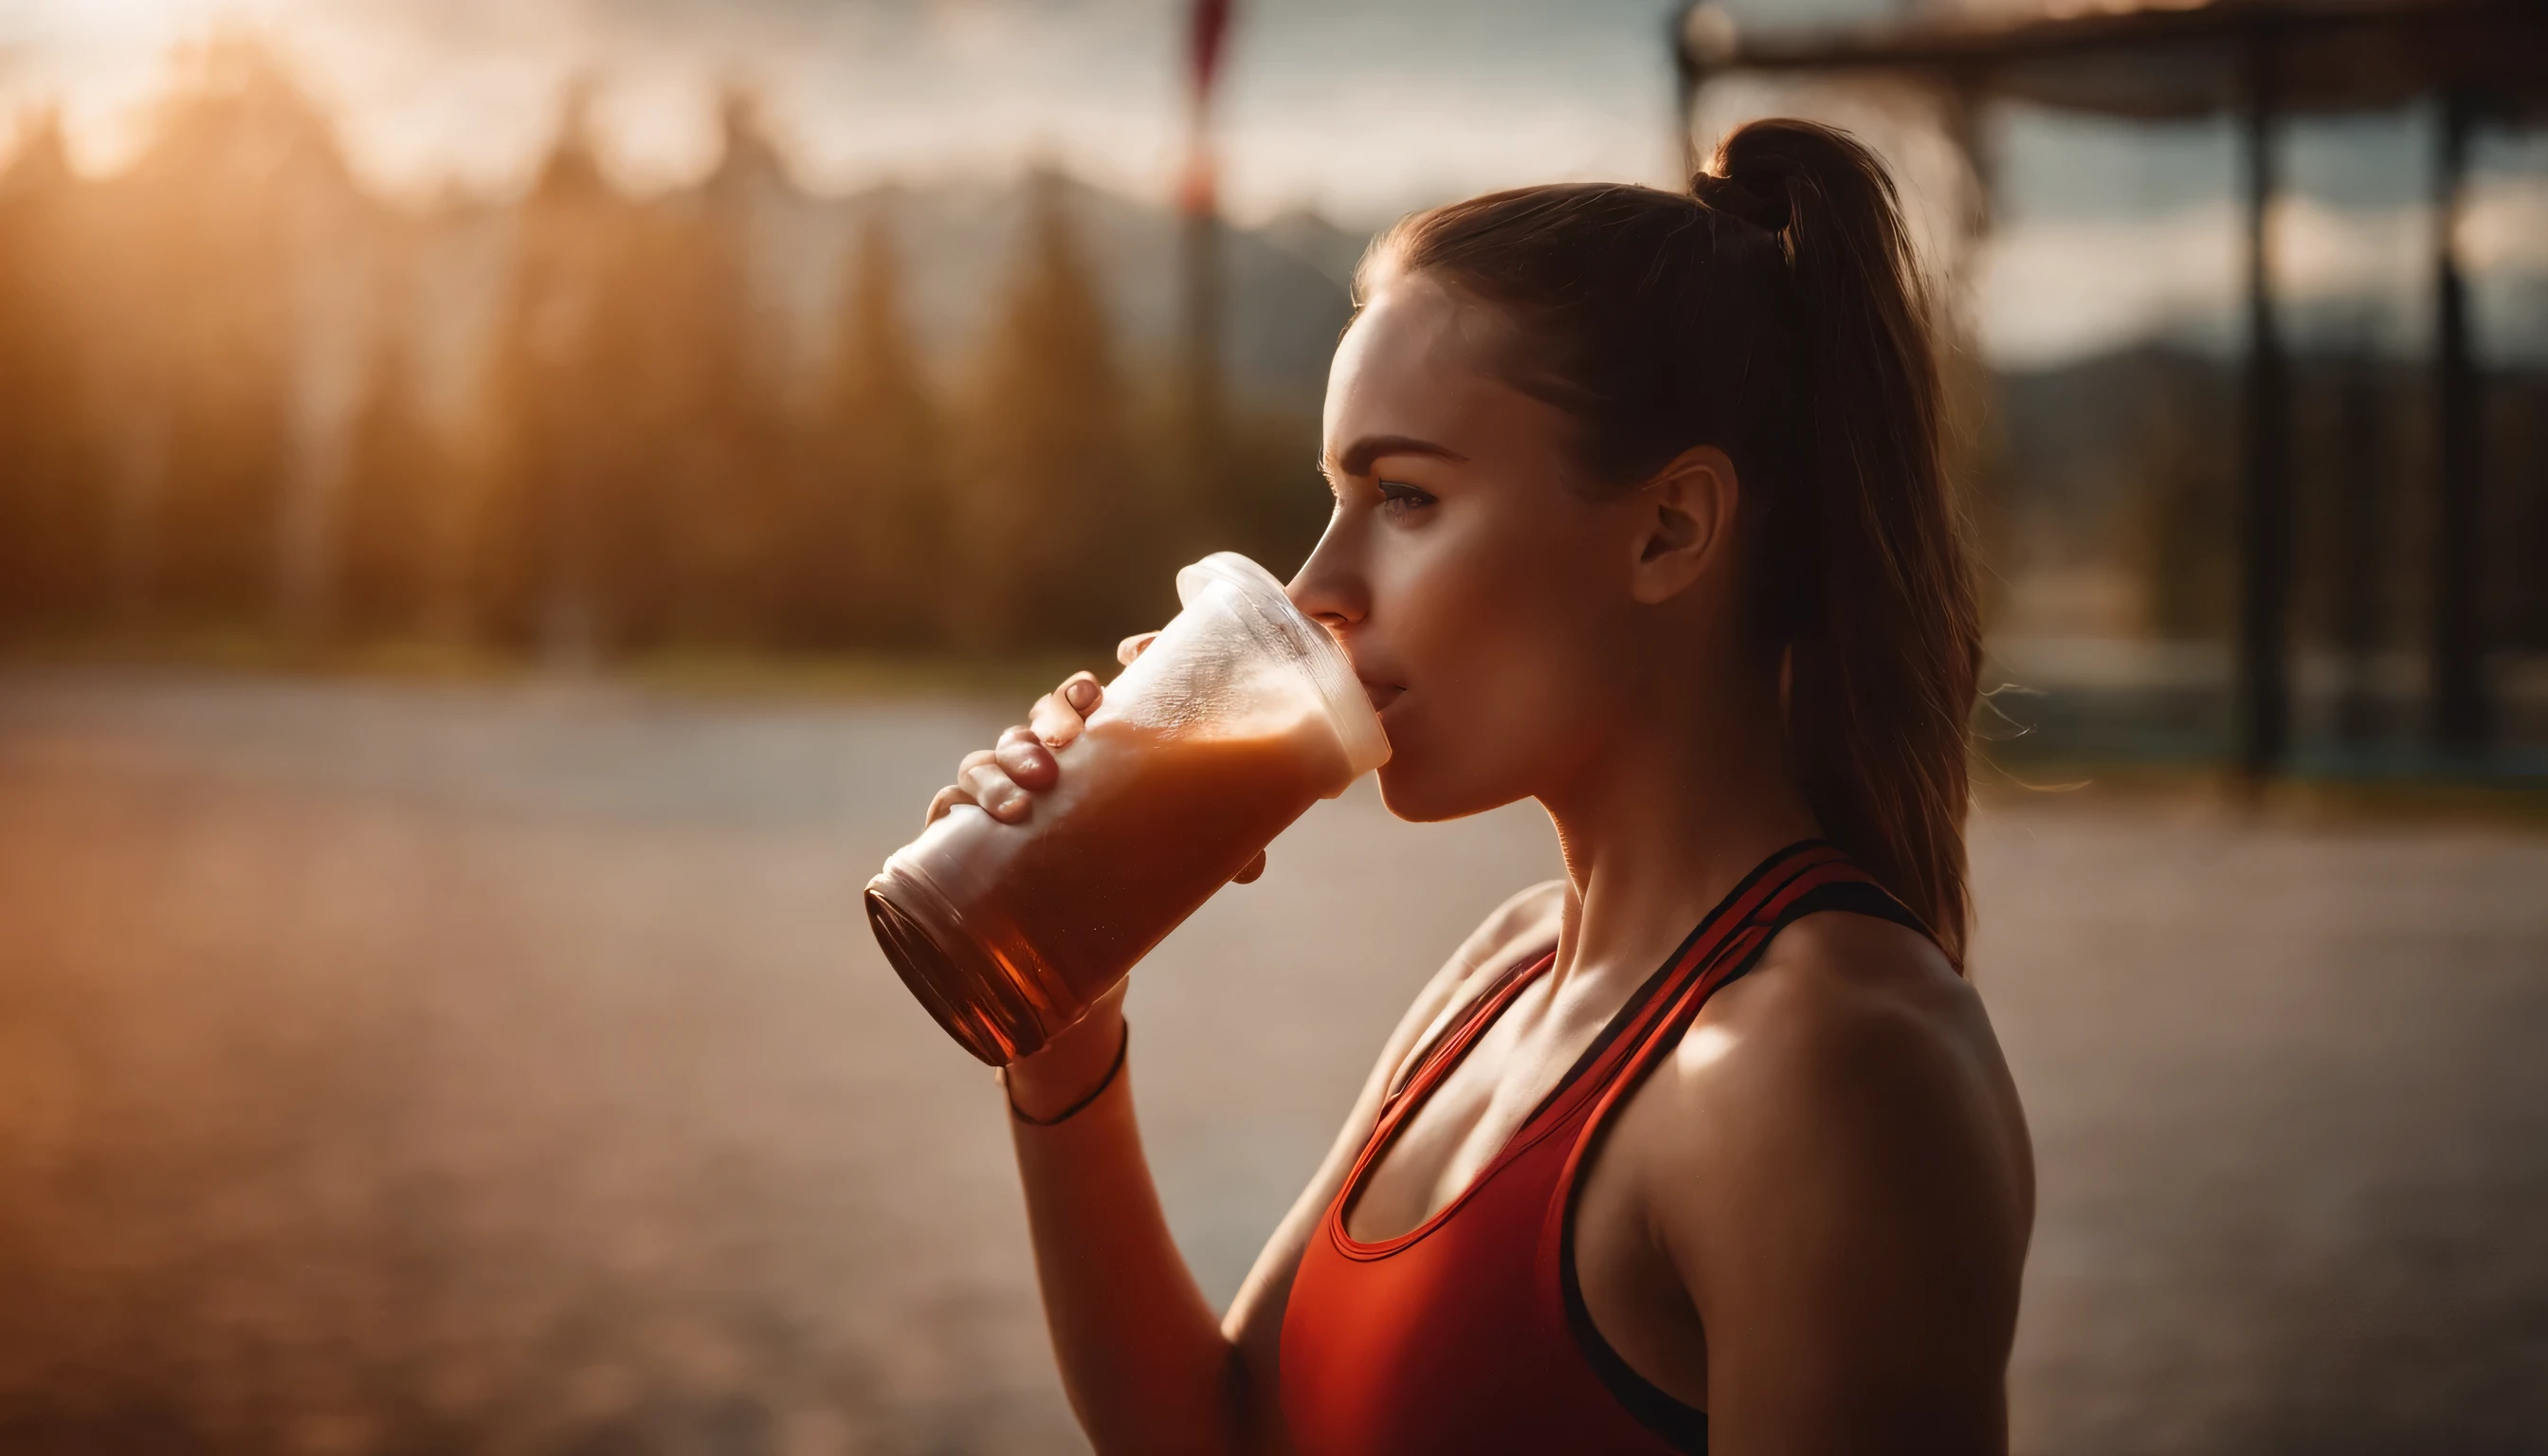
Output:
[1555, 872, 1936, 1456]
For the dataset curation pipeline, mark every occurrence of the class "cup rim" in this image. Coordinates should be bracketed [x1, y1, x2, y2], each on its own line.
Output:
[1175, 552, 1392, 776]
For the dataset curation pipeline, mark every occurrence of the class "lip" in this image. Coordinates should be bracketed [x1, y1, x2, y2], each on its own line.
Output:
[1357, 679, 1406, 714]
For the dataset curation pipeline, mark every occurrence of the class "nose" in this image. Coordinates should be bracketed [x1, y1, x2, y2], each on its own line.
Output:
[1286, 510, 1367, 633]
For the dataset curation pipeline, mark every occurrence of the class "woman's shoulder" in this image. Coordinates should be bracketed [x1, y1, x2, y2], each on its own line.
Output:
[1693, 912, 2012, 1125]
[1652, 906, 2031, 1220]
[1612, 913, 2034, 1414]
[1717, 910, 1988, 1072]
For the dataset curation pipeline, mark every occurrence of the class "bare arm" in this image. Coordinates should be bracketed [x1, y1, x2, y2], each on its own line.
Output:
[1003, 989, 1242, 1455]
[929, 656, 1563, 1456]
[1640, 915, 2034, 1455]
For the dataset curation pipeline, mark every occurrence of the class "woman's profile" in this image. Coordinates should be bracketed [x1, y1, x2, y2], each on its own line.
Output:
[924, 118, 2034, 1455]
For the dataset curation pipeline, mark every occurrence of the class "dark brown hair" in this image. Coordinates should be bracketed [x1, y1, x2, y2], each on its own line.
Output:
[1364, 118, 1979, 966]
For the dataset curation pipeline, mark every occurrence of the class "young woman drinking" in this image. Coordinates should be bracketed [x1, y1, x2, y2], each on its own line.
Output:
[921, 118, 2033, 1456]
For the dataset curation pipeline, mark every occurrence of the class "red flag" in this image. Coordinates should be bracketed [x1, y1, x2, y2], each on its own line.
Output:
[1189, 0, 1233, 106]
[1180, 0, 1233, 214]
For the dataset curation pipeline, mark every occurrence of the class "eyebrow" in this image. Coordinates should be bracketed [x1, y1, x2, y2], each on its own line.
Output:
[1327, 434, 1468, 479]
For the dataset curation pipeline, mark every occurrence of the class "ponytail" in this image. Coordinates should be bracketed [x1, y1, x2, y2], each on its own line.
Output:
[1370, 119, 1978, 966]
[1711, 120, 1978, 966]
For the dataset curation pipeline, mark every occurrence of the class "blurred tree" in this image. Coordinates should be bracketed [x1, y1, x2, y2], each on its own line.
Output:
[0, 57, 1385, 669]
[792, 204, 946, 648]
[103, 43, 322, 627]
[477, 88, 629, 662]
[1126, 377, 1325, 584]
[337, 322, 443, 635]
[961, 170, 1152, 648]
[0, 109, 101, 633]
[641, 91, 796, 643]
[1209, 400, 1329, 579]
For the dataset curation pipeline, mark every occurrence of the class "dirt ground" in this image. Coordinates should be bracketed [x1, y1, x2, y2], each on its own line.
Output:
[1, 668, 2541, 1455]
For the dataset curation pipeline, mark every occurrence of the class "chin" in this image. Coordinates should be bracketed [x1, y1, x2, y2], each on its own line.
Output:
[1374, 752, 1520, 825]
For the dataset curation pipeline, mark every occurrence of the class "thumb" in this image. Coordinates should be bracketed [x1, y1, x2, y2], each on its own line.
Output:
[1232, 849, 1268, 885]
[1117, 631, 1159, 666]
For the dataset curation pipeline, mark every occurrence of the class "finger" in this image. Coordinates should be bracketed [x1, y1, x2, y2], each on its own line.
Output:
[1116, 632, 1157, 666]
[958, 757, 1028, 823]
[926, 749, 999, 824]
[1232, 849, 1267, 884]
[1027, 694, 1078, 748]
[994, 724, 1059, 790]
[1029, 672, 1104, 748]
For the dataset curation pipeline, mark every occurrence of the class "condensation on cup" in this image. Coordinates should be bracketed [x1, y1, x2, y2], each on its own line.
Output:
[864, 553, 1392, 1065]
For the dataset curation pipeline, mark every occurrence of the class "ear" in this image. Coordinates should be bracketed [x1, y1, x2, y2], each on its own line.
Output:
[1626, 445, 1738, 606]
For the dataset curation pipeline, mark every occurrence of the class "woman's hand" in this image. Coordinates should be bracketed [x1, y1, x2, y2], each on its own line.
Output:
[919, 632, 1267, 885]
[924, 668, 1104, 828]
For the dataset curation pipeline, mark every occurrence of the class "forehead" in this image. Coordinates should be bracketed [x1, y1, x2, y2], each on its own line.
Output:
[1323, 272, 1537, 462]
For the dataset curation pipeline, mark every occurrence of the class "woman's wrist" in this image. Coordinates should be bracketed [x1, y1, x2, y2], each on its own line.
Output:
[1001, 1005, 1130, 1123]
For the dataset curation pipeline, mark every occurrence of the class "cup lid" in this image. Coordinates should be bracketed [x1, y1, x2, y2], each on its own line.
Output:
[1175, 553, 1392, 777]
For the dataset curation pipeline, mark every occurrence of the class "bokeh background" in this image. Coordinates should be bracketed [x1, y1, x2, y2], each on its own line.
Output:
[1, 2, 2543, 1453]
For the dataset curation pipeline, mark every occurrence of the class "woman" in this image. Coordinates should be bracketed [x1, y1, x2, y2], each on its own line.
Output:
[925, 118, 2032, 1455]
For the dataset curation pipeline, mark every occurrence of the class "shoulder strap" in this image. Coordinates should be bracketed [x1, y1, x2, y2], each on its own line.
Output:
[1384, 949, 1552, 1111]
[1540, 851, 1941, 1441]
[1775, 874, 1932, 937]
[1507, 841, 1848, 1137]
[1551, 852, 1938, 1184]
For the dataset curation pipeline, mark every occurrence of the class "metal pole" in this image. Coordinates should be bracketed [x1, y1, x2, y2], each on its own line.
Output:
[2332, 341, 2385, 748]
[2236, 35, 2292, 780]
[1177, 199, 1224, 445]
[2430, 89, 2489, 755]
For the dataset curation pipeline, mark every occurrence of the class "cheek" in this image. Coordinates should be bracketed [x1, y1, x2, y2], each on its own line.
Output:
[1376, 510, 1617, 808]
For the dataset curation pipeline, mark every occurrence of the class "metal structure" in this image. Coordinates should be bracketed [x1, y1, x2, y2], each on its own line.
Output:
[1675, 0, 2548, 776]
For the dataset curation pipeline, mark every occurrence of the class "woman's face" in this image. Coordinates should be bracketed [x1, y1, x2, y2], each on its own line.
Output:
[1289, 271, 1683, 824]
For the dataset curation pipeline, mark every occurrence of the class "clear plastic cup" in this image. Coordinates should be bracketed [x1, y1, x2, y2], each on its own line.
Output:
[864, 553, 1391, 1065]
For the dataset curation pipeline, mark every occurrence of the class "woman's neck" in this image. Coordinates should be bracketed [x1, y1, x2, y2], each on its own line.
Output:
[1538, 669, 1819, 1001]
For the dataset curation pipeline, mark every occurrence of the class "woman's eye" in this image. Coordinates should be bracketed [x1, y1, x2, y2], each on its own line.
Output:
[1376, 480, 1436, 516]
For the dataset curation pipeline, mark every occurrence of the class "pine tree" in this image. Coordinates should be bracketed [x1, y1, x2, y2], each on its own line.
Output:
[961, 169, 1149, 648]
[337, 323, 441, 634]
[108, 42, 313, 624]
[639, 93, 792, 642]
[0, 108, 99, 633]
[794, 204, 945, 648]
[476, 89, 624, 659]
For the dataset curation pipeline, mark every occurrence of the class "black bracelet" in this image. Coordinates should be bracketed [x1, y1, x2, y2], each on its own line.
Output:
[1003, 1019, 1130, 1127]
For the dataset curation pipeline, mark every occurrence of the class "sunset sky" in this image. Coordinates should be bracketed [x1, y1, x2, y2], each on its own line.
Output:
[1, 0, 2540, 365]
[2, 0, 1721, 214]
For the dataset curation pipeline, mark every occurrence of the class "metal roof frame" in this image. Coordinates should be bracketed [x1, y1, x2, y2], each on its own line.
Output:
[1671, 0, 2543, 774]
[1676, 0, 2548, 121]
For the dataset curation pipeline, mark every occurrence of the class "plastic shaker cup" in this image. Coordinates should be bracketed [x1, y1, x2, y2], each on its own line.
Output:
[864, 553, 1392, 1065]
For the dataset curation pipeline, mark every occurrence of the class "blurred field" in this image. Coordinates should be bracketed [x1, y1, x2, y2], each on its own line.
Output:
[2, 667, 2543, 1456]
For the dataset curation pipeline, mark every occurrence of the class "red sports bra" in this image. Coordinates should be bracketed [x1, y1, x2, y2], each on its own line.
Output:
[1279, 840, 1932, 1455]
